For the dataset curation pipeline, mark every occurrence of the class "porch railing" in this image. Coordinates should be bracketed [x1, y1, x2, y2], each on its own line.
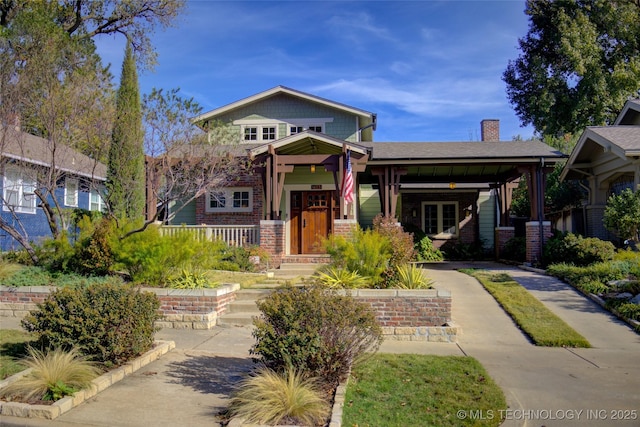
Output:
[160, 225, 260, 247]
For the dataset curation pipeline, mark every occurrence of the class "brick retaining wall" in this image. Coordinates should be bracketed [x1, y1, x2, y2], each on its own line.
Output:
[1, 286, 457, 341]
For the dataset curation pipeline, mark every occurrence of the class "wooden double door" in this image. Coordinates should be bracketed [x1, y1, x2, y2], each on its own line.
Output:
[290, 191, 339, 254]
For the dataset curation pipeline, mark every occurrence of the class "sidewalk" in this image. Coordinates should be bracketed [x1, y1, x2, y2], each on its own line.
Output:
[1, 262, 639, 426]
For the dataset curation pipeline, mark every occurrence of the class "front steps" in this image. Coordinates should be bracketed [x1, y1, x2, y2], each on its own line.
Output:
[217, 289, 271, 327]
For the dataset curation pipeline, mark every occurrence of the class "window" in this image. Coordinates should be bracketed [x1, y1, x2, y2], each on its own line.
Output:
[89, 188, 106, 212]
[206, 187, 252, 213]
[289, 125, 322, 135]
[262, 127, 276, 141]
[3, 166, 36, 214]
[244, 127, 257, 141]
[242, 125, 278, 142]
[65, 178, 78, 207]
[422, 202, 458, 238]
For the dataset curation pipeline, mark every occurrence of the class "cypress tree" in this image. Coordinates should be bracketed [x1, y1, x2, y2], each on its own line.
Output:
[107, 42, 145, 219]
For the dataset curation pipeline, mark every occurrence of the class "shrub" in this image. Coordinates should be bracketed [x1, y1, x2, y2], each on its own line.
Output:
[69, 217, 117, 276]
[0, 347, 101, 402]
[168, 269, 217, 289]
[373, 215, 416, 285]
[444, 241, 486, 260]
[251, 286, 382, 387]
[229, 367, 330, 426]
[314, 266, 369, 289]
[1, 266, 123, 288]
[501, 236, 526, 262]
[395, 264, 433, 289]
[603, 188, 640, 242]
[415, 236, 444, 262]
[22, 282, 161, 366]
[543, 233, 615, 267]
[324, 227, 391, 288]
[547, 261, 631, 294]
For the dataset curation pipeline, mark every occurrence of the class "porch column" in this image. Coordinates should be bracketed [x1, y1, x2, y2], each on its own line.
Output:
[525, 221, 552, 264]
[259, 220, 285, 268]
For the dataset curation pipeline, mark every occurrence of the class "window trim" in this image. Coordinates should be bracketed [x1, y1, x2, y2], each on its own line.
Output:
[64, 177, 79, 207]
[205, 187, 253, 213]
[89, 187, 106, 212]
[421, 201, 458, 238]
[3, 165, 37, 214]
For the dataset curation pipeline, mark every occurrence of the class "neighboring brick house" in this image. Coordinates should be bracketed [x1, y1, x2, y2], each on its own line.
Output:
[170, 86, 565, 265]
[0, 125, 107, 251]
[560, 99, 640, 242]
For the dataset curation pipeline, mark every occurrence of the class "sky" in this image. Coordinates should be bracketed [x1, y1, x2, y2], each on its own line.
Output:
[94, 0, 534, 142]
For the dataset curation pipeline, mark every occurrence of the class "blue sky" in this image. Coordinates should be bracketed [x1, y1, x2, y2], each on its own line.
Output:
[95, 0, 534, 142]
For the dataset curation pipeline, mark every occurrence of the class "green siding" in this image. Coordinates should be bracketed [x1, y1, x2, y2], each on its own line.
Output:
[170, 199, 196, 225]
[208, 94, 360, 142]
[358, 184, 380, 229]
[478, 191, 496, 249]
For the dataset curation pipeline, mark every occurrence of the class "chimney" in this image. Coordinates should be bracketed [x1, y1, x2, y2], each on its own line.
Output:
[481, 119, 500, 142]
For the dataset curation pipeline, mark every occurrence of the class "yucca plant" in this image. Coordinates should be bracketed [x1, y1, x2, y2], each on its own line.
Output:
[395, 264, 434, 289]
[314, 267, 369, 289]
[0, 347, 101, 402]
[229, 367, 330, 426]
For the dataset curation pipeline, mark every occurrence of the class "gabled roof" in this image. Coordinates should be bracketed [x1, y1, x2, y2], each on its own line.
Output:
[248, 131, 368, 158]
[191, 85, 376, 127]
[614, 99, 640, 125]
[561, 126, 640, 181]
[364, 141, 565, 164]
[0, 126, 107, 180]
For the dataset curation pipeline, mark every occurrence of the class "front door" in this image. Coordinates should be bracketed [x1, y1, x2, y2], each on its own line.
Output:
[290, 191, 337, 254]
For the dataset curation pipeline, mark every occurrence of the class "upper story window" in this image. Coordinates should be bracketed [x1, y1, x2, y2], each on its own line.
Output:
[89, 187, 106, 212]
[3, 166, 37, 214]
[242, 125, 277, 142]
[422, 202, 458, 238]
[206, 187, 252, 213]
[290, 125, 323, 135]
[65, 178, 78, 207]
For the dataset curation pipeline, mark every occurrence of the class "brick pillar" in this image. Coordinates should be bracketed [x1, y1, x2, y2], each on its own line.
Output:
[494, 226, 515, 260]
[260, 220, 285, 268]
[333, 219, 358, 238]
[525, 221, 552, 265]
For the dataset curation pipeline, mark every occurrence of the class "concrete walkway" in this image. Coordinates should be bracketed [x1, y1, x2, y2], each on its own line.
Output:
[1, 262, 639, 426]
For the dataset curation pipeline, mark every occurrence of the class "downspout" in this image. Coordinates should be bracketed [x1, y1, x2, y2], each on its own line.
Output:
[579, 181, 591, 236]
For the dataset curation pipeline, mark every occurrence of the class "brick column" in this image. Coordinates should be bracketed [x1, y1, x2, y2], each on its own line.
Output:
[494, 226, 515, 260]
[525, 221, 552, 265]
[260, 220, 285, 268]
[333, 219, 358, 238]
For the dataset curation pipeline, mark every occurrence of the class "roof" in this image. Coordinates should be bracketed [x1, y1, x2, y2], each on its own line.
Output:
[364, 140, 565, 163]
[0, 126, 107, 180]
[191, 85, 376, 126]
[248, 131, 368, 157]
[614, 99, 640, 125]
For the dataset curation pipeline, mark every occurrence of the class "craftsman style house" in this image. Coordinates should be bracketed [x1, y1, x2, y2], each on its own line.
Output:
[167, 86, 565, 265]
[560, 99, 640, 242]
[0, 125, 107, 251]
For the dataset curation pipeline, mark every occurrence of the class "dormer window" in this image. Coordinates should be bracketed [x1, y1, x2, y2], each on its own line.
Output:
[242, 125, 277, 142]
[290, 125, 323, 135]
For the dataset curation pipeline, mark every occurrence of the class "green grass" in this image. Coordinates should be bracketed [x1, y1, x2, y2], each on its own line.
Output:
[461, 269, 591, 347]
[0, 329, 35, 379]
[343, 353, 507, 427]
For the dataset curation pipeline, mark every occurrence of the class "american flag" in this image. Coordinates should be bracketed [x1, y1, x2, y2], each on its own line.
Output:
[341, 150, 354, 204]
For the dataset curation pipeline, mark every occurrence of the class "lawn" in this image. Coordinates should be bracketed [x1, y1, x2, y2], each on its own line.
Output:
[343, 353, 507, 427]
[0, 328, 34, 379]
[461, 269, 591, 347]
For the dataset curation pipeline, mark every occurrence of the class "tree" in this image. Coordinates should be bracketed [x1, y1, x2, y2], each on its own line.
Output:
[604, 188, 640, 243]
[107, 43, 145, 220]
[138, 88, 249, 234]
[0, 0, 185, 69]
[0, 2, 113, 262]
[503, 0, 640, 137]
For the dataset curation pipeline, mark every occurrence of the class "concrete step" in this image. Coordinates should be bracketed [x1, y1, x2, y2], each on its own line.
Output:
[227, 299, 259, 314]
[232, 289, 273, 301]
[217, 312, 256, 327]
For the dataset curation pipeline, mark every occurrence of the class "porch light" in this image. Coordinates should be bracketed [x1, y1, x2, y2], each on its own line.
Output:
[310, 165, 316, 173]
[449, 182, 456, 189]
